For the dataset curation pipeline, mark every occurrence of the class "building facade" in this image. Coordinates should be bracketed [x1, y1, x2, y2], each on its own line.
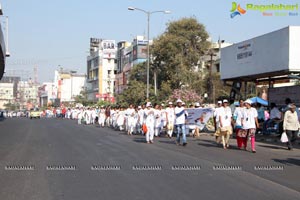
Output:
[87, 38, 117, 102]
[54, 70, 86, 103]
[115, 36, 148, 95]
[38, 82, 57, 107]
[0, 82, 13, 109]
[17, 80, 38, 109]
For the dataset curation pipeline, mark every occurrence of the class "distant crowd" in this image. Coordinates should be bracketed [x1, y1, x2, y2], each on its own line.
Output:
[2, 97, 299, 152]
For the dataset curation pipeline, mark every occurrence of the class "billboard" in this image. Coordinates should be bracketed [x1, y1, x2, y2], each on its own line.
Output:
[102, 40, 116, 59]
[220, 26, 300, 81]
[133, 44, 147, 60]
[101, 40, 115, 50]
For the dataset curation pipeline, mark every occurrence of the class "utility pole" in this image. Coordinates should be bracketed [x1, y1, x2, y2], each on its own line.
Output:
[208, 50, 216, 104]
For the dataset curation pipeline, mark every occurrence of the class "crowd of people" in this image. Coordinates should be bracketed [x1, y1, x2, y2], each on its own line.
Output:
[49, 97, 299, 151]
[214, 97, 300, 152]
[4, 97, 299, 151]
[53, 100, 191, 145]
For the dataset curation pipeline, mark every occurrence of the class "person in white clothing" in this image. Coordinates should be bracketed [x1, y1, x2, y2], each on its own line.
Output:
[154, 104, 162, 137]
[160, 104, 167, 135]
[166, 102, 175, 138]
[116, 107, 126, 131]
[218, 99, 233, 149]
[98, 106, 106, 127]
[193, 102, 202, 137]
[126, 104, 136, 135]
[240, 99, 259, 153]
[174, 99, 188, 146]
[137, 106, 145, 135]
[77, 108, 83, 124]
[283, 103, 300, 150]
[233, 99, 246, 149]
[213, 100, 223, 143]
[144, 102, 155, 144]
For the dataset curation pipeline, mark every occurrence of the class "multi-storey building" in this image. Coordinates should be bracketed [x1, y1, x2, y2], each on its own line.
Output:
[87, 38, 117, 102]
[54, 69, 86, 103]
[38, 82, 57, 107]
[115, 36, 149, 95]
[0, 76, 20, 109]
[17, 80, 38, 109]
[0, 82, 13, 108]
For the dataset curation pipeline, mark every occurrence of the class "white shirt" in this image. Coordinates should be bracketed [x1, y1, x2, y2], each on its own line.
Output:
[166, 107, 175, 123]
[161, 109, 167, 121]
[138, 109, 145, 124]
[219, 106, 232, 127]
[144, 108, 155, 125]
[234, 107, 244, 127]
[283, 110, 300, 131]
[154, 109, 162, 128]
[175, 106, 187, 125]
[126, 108, 136, 118]
[242, 107, 258, 129]
[214, 107, 222, 123]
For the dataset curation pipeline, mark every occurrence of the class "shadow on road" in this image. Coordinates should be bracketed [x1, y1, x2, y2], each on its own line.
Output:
[159, 140, 176, 145]
[132, 138, 147, 143]
[272, 158, 300, 166]
[258, 144, 288, 150]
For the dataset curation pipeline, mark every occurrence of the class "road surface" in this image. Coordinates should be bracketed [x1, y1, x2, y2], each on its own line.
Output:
[0, 118, 299, 200]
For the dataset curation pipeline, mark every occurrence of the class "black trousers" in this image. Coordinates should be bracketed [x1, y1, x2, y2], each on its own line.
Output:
[286, 130, 298, 149]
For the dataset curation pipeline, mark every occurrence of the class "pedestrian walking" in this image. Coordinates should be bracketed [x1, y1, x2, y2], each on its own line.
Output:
[144, 102, 155, 144]
[283, 103, 300, 150]
[166, 102, 175, 138]
[174, 99, 188, 146]
[240, 99, 259, 153]
[137, 105, 145, 135]
[154, 104, 162, 137]
[214, 100, 223, 143]
[233, 99, 245, 149]
[218, 99, 233, 149]
[126, 104, 136, 135]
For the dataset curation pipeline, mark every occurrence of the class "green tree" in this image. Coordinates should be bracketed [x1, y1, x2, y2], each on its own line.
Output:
[151, 17, 211, 94]
[4, 102, 20, 111]
[74, 89, 94, 106]
[116, 80, 149, 106]
[117, 17, 211, 105]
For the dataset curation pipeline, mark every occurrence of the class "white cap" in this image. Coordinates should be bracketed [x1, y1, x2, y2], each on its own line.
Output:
[168, 102, 173, 105]
[176, 99, 183, 103]
[217, 100, 222, 104]
[146, 102, 152, 107]
[138, 106, 142, 109]
[195, 102, 200, 107]
[161, 103, 165, 107]
[244, 99, 252, 105]
[223, 99, 228, 103]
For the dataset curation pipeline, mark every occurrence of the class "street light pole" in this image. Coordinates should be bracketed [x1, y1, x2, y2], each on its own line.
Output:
[208, 50, 216, 104]
[147, 11, 150, 100]
[128, 7, 170, 100]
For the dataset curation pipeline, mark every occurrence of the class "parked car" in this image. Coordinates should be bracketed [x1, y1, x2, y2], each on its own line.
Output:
[30, 108, 40, 119]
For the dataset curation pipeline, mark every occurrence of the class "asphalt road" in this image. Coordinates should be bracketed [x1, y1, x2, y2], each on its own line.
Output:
[0, 117, 299, 200]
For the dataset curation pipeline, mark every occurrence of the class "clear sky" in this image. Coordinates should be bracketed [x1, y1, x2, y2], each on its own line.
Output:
[1, 0, 299, 82]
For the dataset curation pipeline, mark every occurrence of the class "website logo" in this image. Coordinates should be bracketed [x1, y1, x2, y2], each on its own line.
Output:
[230, 2, 247, 18]
[230, 2, 299, 18]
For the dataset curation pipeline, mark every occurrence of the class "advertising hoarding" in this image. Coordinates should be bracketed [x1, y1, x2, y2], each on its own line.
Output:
[220, 26, 300, 81]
